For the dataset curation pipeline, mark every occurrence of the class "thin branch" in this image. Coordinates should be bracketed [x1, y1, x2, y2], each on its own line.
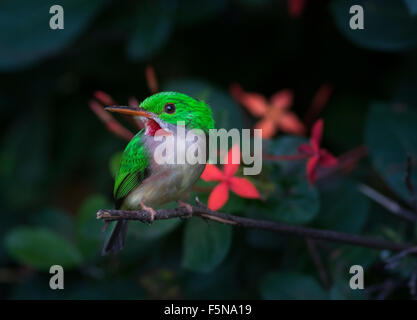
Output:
[306, 239, 331, 289]
[409, 266, 417, 298]
[358, 184, 417, 223]
[385, 246, 417, 270]
[406, 155, 416, 209]
[96, 198, 413, 253]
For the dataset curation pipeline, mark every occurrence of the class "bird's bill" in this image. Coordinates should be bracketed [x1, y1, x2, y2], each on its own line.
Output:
[105, 105, 153, 118]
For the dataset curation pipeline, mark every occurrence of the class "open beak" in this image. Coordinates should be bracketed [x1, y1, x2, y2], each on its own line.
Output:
[105, 105, 153, 118]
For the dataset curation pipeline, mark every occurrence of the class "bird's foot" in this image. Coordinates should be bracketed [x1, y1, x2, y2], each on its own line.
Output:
[177, 200, 193, 218]
[140, 202, 157, 223]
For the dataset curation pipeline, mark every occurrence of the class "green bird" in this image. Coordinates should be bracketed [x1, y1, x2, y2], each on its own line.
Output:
[102, 92, 215, 255]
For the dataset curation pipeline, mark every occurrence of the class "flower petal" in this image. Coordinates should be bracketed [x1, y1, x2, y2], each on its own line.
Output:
[145, 65, 159, 94]
[271, 89, 293, 110]
[288, 0, 306, 18]
[319, 149, 338, 167]
[278, 113, 305, 135]
[230, 84, 268, 117]
[128, 97, 139, 107]
[201, 164, 225, 181]
[311, 83, 333, 111]
[224, 144, 240, 177]
[229, 177, 260, 199]
[94, 90, 115, 105]
[306, 155, 320, 184]
[208, 182, 229, 211]
[298, 143, 314, 155]
[254, 118, 278, 139]
[310, 119, 323, 151]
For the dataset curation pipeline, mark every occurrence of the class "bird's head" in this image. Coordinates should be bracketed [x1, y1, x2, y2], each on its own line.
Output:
[106, 92, 215, 136]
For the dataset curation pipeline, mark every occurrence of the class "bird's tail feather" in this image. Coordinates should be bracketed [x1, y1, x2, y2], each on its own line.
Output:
[102, 220, 129, 255]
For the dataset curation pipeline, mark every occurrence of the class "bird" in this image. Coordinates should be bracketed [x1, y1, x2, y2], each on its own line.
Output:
[102, 92, 215, 255]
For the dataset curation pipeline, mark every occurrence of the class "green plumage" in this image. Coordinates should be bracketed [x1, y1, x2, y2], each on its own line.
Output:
[114, 130, 149, 208]
[140, 92, 215, 132]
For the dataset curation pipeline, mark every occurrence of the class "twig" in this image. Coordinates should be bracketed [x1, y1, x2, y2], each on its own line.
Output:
[96, 198, 413, 253]
[409, 266, 417, 298]
[306, 239, 330, 289]
[406, 156, 415, 195]
[406, 155, 416, 209]
[385, 246, 417, 270]
[358, 184, 417, 223]
[375, 280, 403, 300]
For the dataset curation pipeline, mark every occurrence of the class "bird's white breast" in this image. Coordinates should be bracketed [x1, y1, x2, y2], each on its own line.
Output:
[124, 129, 207, 209]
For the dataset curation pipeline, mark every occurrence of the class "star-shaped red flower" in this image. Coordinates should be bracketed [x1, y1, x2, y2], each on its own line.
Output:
[200, 145, 260, 210]
[230, 84, 305, 139]
[298, 119, 338, 184]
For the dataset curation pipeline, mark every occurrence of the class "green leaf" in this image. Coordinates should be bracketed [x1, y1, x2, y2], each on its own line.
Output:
[404, 0, 417, 16]
[182, 219, 232, 273]
[330, 247, 379, 281]
[76, 194, 111, 260]
[365, 102, 417, 205]
[331, 0, 417, 51]
[260, 272, 327, 300]
[316, 180, 369, 234]
[329, 280, 365, 300]
[245, 229, 282, 250]
[266, 136, 307, 172]
[0, 0, 105, 71]
[255, 171, 320, 224]
[29, 207, 74, 239]
[163, 79, 244, 131]
[127, 0, 175, 61]
[5, 227, 82, 269]
[274, 178, 319, 224]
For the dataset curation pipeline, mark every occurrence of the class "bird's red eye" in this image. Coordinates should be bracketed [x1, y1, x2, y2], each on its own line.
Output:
[164, 103, 176, 114]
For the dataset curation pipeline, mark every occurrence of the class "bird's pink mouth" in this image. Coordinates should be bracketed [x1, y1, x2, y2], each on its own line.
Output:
[145, 118, 162, 136]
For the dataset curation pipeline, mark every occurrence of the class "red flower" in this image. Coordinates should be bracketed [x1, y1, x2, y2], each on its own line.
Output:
[230, 84, 305, 139]
[288, 0, 306, 18]
[298, 119, 338, 184]
[200, 145, 260, 210]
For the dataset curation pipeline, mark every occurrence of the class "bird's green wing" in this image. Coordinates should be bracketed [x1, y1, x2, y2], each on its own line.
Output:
[114, 130, 150, 209]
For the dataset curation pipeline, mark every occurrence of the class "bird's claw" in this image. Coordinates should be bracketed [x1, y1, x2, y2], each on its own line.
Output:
[140, 202, 157, 223]
[177, 200, 193, 218]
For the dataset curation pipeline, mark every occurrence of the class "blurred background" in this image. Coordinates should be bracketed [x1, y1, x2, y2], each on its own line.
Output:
[1, 0, 417, 299]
